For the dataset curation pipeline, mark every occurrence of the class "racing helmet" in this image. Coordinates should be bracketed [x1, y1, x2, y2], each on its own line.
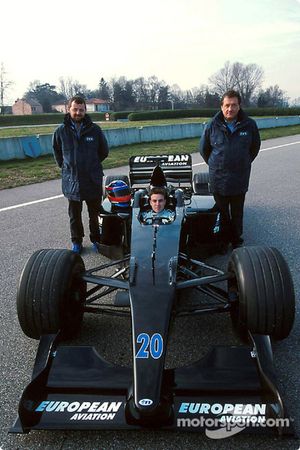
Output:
[105, 180, 131, 208]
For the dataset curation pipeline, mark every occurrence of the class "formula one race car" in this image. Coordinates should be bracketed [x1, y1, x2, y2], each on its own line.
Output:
[11, 154, 295, 437]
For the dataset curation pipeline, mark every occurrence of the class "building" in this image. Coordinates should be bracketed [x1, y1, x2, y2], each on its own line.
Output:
[52, 98, 110, 114]
[85, 98, 110, 112]
[12, 99, 43, 115]
[52, 101, 68, 113]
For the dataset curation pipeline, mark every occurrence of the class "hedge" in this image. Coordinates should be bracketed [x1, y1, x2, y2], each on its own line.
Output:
[1, 107, 300, 126]
[128, 107, 300, 121]
[244, 107, 300, 116]
[110, 111, 134, 120]
[128, 109, 218, 121]
[0, 112, 107, 126]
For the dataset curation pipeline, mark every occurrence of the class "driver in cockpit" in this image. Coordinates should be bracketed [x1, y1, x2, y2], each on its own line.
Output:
[140, 187, 175, 224]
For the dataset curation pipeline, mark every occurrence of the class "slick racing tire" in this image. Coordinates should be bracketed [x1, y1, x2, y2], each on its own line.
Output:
[228, 246, 295, 340]
[193, 172, 210, 195]
[17, 249, 86, 340]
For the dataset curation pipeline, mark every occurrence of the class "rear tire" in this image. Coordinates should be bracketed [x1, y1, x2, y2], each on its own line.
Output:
[193, 172, 210, 195]
[17, 249, 86, 339]
[228, 246, 295, 340]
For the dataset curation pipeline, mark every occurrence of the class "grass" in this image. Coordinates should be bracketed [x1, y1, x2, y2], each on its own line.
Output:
[0, 118, 208, 138]
[0, 125, 299, 190]
[0, 155, 61, 189]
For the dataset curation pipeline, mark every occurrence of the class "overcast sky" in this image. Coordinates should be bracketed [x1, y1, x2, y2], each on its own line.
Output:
[2, 0, 300, 104]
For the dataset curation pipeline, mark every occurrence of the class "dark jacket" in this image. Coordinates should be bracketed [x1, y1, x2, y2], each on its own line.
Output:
[53, 113, 109, 201]
[199, 109, 260, 195]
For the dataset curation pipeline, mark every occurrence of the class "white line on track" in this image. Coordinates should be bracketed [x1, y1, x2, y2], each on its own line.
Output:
[1, 140, 299, 213]
[192, 140, 300, 167]
[0, 194, 63, 212]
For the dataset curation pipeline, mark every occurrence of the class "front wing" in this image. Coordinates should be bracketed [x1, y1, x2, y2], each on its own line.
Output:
[10, 333, 294, 436]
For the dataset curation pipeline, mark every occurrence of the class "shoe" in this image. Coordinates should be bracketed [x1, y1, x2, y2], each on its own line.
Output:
[72, 243, 82, 254]
[92, 242, 101, 253]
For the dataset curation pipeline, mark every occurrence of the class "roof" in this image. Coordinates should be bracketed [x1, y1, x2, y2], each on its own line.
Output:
[14, 98, 42, 107]
[26, 99, 43, 107]
[86, 98, 110, 104]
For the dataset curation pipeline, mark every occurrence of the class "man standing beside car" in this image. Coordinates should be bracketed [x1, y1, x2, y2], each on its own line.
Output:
[53, 95, 109, 254]
[199, 89, 260, 252]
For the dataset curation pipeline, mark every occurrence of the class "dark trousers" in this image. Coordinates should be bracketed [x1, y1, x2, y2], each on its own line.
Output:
[68, 199, 101, 244]
[213, 193, 246, 245]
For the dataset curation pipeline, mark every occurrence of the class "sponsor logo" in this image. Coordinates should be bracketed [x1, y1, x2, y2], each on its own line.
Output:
[178, 402, 266, 415]
[161, 161, 189, 166]
[86, 136, 94, 142]
[177, 402, 293, 439]
[239, 131, 248, 136]
[133, 154, 189, 164]
[167, 155, 189, 162]
[139, 398, 153, 406]
[35, 401, 122, 422]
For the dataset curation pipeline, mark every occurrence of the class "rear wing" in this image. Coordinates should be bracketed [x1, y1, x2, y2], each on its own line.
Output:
[129, 154, 192, 187]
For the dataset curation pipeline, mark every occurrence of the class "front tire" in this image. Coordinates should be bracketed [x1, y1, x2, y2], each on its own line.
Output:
[228, 246, 295, 340]
[17, 249, 86, 339]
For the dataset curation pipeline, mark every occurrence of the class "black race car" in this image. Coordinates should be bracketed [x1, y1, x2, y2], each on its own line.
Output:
[11, 154, 295, 436]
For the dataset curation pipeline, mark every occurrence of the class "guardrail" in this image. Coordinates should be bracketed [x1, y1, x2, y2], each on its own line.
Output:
[0, 116, 299, 161]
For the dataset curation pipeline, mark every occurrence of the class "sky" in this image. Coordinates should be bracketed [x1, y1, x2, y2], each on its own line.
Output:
[2, 0, 300, 104]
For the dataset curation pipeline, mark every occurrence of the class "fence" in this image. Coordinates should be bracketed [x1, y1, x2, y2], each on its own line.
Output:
[0, 116, 299, 161]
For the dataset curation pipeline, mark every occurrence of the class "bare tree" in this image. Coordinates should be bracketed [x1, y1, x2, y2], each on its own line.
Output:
[232, 62, 264, 106]
[169, 84, 185, 108]
[147, 76, 161, 108]
[58, 77, 89, 100]
[209, 61, 234, 97]
[133, 77, 150, 109]
[209, 61, 264, 106]
[0, 62, 13, 114]
[290, 97, 300, 107]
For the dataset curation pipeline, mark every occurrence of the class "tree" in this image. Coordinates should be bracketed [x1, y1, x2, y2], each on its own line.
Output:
[123, 80, 136, 109]
[209, 61, 264, 106]
[208, 62, 234, 97]
[58, 77, 89, 100]
[133, 77, 150, 110]
[24, 82, 64, 112]
[169, 84, 185, 109]
[231, 62, 264, 106]
[290, 97, 300, 107]
[256, 85, 288, 107]
[157, 85, 170, 109]
[0, 62, 13, 114]
[98, 77, 111, 100]
[111, 77, 136, 110]
[147, 76, 161, 109]
[204, 89, 220, 108]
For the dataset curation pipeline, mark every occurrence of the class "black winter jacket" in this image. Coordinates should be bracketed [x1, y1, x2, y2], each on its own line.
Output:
[53, 114, 109, 201]
[199, 109, 260, 195]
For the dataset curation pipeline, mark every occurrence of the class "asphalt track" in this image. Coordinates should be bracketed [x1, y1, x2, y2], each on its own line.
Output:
[0, 135, 300, 450]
